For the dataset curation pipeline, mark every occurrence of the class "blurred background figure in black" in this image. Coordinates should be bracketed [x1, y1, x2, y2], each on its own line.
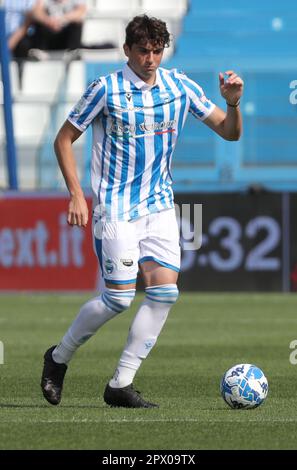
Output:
[28, 0, 87, 59]
[5, 0, 36, 58]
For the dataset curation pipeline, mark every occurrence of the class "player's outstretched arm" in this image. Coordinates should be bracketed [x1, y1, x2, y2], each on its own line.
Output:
[54, 120, 88, 227]
[204, 70, 244, 141]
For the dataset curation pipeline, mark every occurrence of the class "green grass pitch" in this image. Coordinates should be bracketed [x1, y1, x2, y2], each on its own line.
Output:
[0, 293, 297, 450]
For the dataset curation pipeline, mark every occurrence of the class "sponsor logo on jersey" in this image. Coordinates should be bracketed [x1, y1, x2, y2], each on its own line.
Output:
[139, 120, 176, 132]
[107, 118, 176, 138]
[160, 92, 170, 103]
[117, 105, 144, 113]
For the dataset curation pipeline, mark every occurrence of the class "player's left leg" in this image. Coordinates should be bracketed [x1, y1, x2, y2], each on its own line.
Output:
[104, 209, 180, 408]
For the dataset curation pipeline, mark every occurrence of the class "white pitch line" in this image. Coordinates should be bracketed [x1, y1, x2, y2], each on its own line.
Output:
[1, 417, 297, 424]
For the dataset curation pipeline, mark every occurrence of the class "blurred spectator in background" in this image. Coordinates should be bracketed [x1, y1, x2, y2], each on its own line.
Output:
[28, 0, 86, 57]
[5, 0, 36, 58]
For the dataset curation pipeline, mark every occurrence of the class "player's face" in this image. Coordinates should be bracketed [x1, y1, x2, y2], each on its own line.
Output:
[124, 41, 164, 85]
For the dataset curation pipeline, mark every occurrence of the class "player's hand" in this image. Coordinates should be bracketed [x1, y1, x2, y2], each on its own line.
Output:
[68, 194, 88, 227]
[47, 17, 63, 32]
[219, 71, 244, 105]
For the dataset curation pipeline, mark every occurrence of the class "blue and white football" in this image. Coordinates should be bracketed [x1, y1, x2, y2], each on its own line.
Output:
[220, 364, 269, 409]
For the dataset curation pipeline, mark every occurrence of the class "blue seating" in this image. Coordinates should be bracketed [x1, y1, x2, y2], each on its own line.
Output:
[82, 3, 297, 191]
[243, 72, 297, 117]
[189, 0, 295, 14]
[175, 32, 296, 58]
[174, 137, 216, 165]
[243, 118, 297, 165]
[170, 0, 297, 190]
[183, 13, 297, 33]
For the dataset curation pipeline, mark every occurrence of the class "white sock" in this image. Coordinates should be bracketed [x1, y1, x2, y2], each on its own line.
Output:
[109, 284, 179, 388]
[53, 289, 135, 364]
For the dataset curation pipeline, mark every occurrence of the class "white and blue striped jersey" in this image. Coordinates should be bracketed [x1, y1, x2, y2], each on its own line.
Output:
[68, 63, 215, 221]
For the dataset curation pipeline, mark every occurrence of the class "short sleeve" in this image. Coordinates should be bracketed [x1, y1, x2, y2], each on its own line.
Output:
[176, 70, 215, 121]
[68, 79, 106, 132]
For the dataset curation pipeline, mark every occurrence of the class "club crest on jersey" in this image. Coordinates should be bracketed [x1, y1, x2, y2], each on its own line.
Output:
[160, 92, 170, 103]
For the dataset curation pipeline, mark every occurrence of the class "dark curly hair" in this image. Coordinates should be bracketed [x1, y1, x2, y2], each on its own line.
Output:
[125, 15, 170, 49]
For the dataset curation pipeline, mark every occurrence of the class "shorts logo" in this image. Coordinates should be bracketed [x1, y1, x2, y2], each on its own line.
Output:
[105, 258, 114, 274]
[120, 258, 133, 267]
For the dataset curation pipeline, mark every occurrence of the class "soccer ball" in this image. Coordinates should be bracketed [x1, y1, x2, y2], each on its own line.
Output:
[220, 364, 268, 409]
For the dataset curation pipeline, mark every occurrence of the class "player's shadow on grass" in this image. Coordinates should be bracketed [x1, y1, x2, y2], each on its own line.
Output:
[0, 403, 103, 409]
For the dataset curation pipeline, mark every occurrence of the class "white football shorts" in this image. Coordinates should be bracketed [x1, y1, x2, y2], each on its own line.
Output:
[93, 208, 181, 285]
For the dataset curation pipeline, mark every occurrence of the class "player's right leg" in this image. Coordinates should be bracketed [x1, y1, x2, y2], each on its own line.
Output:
[41, 218, 138, 405]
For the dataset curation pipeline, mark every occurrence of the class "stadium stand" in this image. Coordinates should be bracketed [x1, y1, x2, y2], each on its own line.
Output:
[86, 0, 139, 18]
[1, 0, 297, 191]
[65, 61, 85, 102]
[1, 0, 181, 189]
[168, 0, 297, 191]
[20, 61, 64, 102]
[81, 17, 123, 50]
[183, 13, 297, 33]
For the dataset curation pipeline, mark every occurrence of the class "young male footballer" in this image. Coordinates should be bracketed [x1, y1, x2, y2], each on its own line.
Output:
[41, 15, 243, 408]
